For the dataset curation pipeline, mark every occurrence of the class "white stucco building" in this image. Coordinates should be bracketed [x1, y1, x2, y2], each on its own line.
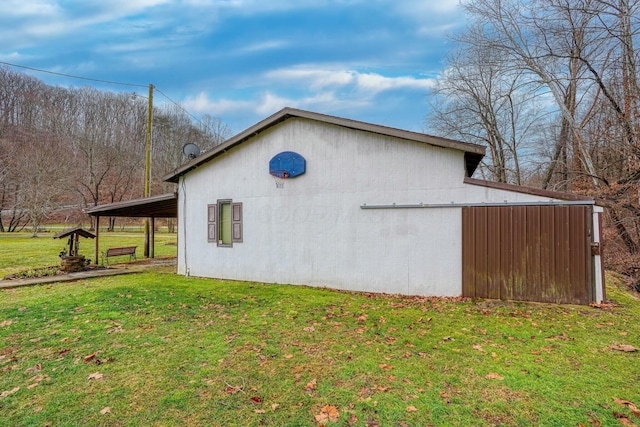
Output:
[163, 108, 604, 304]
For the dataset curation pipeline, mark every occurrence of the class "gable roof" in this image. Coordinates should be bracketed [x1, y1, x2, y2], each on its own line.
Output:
[53, 227, 96, 240]
[162, 107, 486, 183]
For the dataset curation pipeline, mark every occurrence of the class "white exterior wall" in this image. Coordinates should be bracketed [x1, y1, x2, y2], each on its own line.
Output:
[178, 118, 566, 296]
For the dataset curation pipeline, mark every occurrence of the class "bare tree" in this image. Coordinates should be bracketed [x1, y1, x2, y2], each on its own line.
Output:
[431, 0, 640, 266]
[427, 24, 551, 184]
[16, 130, 69, 236]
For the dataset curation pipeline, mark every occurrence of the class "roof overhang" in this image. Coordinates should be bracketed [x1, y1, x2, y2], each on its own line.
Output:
[162, 107, 487, 183]
[463, 177, 598, 203]
[85, 193, 177, 218]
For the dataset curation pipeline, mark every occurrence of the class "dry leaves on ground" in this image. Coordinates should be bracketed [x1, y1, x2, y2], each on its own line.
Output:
[485, 372, 504, 380]
[614, 398, 640, 418]
[304, 379, 317, 392]
[315, 405, 340, 423]
[0, 387, 20, 398]
[610, 344, 638, 352]
[88, 372, 104, 380]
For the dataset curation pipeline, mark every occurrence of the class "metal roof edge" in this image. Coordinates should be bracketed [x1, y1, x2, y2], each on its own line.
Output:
[463, 177, 597, 202]
[85, 192, 177, 216]
[162, 107, 487, 183]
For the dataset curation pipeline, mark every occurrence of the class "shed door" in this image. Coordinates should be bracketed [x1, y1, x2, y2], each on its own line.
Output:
[462, 205, 594, 305]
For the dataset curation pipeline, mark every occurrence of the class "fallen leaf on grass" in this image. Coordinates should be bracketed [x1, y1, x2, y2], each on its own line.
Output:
[27, 374, 49, 388]
[473, 344, 486, 353]
[304, 379, 317, 392]
[88, 372, 104, 380]
[225, 386, 241, 394]
[25, 364, 42, 373]
[614, 412, 637, 426]
[610, 345, 638, 353]
[485, 372, 504, 380]
[271, 403, 280, 411]
[378, 363, 393, 371]
[406, 405, 418, 412]
[84, 353, 97, 363]
[0, 387, 20, 398]
[315, 405, 340, 423]
[100, 407, 111, 414]
[0, 320, 13, 327]
[250, 396, 262, 404]
[614, 398, 640, 417]
[284, 354, 294, 359]
[255, 409, 266, 414]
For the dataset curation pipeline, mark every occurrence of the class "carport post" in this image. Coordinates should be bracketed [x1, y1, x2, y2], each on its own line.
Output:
[150, 217, 155, 258]
[94, 216, 100, 266]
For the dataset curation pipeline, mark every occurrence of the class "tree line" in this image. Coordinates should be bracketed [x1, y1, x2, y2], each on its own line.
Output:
[426, 0, 640, 275]
[0, 67, 231, 234]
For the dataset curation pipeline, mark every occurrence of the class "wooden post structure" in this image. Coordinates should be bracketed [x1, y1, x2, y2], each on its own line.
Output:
[94, 216, 100, 265]
[150, 217, 155, 258]
[144, 83, 154, 258]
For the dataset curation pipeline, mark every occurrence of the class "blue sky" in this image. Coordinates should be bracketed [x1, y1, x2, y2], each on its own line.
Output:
[0, 0, 466, 134]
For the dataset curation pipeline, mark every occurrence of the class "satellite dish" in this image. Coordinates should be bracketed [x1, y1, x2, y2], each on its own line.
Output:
[182, 143, 201, 159]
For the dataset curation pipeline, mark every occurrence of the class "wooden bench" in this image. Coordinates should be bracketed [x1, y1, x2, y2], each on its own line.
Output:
[103, 246, 137, 265]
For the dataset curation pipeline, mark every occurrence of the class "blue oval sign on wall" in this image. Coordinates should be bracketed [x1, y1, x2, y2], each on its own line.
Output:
[269, 151, 306, 178]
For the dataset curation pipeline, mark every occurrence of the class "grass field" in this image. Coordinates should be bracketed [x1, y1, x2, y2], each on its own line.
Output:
[1, 233, 639, 426]
[0, 230, 177, 277]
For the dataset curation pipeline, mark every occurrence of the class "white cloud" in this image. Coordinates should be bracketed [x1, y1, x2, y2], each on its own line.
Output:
[182, 89, 366, 120]
[264, 67, 436, 95]
[393, 0, 461, 17]
[0, 0, 60, 17]
[265, 68, 355, 91]
[355, 72, 436, 94]
[236, 40, 290, 54]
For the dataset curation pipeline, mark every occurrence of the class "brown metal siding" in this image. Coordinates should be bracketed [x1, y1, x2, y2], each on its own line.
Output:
[463, 205, 593, 305]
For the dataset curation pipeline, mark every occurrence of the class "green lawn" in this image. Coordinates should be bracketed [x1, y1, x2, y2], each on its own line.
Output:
[0, 256, 639, 426]
[0, 231, 177, 277]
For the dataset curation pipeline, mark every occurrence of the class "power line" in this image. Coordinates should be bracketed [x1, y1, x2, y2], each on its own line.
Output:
[0, 60, 217, 134]
[153, 86, 209, 130]
[0, 60, 148, 89]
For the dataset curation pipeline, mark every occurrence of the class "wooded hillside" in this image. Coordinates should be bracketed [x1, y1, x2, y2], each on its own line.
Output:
[0, 67, 230, 233]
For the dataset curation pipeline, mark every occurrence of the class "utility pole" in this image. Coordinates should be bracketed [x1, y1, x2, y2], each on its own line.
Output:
[144, 83, 154, 258]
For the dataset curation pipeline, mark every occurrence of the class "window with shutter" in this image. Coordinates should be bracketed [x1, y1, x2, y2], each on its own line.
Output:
[207, 204, 217, 242]
[210, 200, 243, 247]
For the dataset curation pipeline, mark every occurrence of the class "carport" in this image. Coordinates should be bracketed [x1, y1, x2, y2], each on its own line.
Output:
[85, 193, 178, 265]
